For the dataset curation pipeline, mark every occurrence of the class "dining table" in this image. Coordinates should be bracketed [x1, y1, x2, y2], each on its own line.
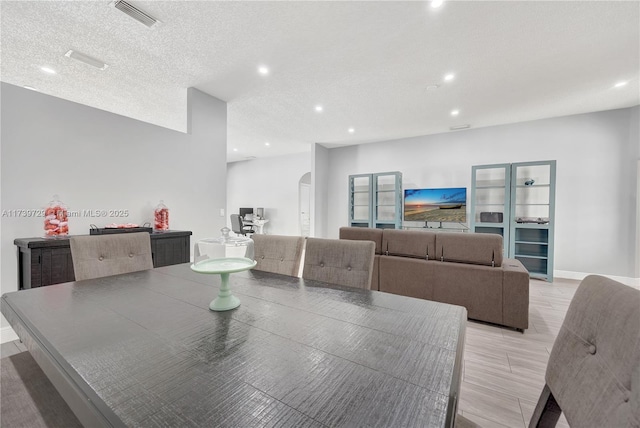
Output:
[1, 262, 467, 428]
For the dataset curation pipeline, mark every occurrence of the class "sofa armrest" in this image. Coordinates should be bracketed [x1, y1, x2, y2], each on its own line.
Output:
[502, 258, 529, 330]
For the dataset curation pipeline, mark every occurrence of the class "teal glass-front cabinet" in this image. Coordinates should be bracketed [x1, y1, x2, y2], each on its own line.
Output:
[471, 160, 556, 281]
[349, 172, 402, 229]
[349, 174, 373, 228]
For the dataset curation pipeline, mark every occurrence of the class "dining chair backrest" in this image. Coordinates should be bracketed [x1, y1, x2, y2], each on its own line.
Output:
[69, 232, 154, 281]
[302, 237, 376, 289]
[252, 234, 305, 277]
[529, 274, 640, 427]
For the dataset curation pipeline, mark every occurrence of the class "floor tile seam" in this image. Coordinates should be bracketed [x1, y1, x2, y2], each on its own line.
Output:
[463, 346, 510, 363]
[459, 383, 527, 427]
[459, 379, 522, 407]
[462, 375, 544, 403]
[463, 364, 546, 390]
[461, 409, 517, 428]
[517, 397, 529, 428]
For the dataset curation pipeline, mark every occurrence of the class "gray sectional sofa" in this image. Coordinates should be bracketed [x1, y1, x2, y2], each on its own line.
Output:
[339, 227, 530, 331]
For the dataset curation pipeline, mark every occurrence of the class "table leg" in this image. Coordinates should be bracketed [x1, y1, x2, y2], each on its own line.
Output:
[209, 272, 241, 311]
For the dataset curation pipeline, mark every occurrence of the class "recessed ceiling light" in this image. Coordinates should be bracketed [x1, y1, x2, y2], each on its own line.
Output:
[444, 73, 455, 82]
[40, 66, 56, 74]
[65, 50, 108, 70]
[614, 81, 628, 88]
[233, 148, 238, 152]
[426, 84, 440, 91]
[265, 142, 270, 146]
[23, 86, 37, 91]
[450, 124, 471, 130]
[315, 105, 323, 112]
[348, 128, 355, 134]
[431, 0, 444, 8]
[451, 109, 460, 116]
[258, 66, 269, 75]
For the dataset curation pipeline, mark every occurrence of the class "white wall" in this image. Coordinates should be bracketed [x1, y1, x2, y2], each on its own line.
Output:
[226, 152, 310, 236]
[311, 144, 330, 238]
[323, 107, 639, 278]
[632, 106, 640, 278]
[1, 83, 227, 330]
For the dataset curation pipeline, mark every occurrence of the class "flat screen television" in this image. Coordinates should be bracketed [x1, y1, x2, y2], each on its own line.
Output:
[403, 187, 467, 223]
[239, 207, 254, 219]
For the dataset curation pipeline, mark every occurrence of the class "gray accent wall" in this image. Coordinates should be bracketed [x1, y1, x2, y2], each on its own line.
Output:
[1, 82, 227, 328]
[322, 107, 639, 279]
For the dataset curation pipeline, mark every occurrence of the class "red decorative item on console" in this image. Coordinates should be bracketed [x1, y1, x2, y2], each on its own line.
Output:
[154, 200, 169, 231]
[44, 194, 69, 237]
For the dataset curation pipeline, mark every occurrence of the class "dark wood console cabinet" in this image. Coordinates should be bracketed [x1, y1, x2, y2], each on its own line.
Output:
[14, 230, 192, 290]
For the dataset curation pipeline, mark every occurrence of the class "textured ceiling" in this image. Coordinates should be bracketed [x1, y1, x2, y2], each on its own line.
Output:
[1, 1, 638, 163]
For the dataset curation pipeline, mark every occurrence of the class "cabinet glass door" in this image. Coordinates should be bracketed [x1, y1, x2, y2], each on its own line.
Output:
[471, 164, 510, 254]
[512, 164, 551, 220]
[374, 172, 402, 229]
[510, 161, 556, 281]
[349, 175, 372, 227]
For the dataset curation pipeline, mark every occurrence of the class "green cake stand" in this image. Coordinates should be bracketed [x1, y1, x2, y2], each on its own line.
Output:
[190, 257, 257, 311]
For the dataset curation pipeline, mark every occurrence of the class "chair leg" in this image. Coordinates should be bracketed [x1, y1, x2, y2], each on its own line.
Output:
[529, 384, 562, 428]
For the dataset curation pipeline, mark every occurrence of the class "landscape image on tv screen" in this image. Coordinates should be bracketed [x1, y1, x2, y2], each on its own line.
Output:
[403, 187, 467, 223]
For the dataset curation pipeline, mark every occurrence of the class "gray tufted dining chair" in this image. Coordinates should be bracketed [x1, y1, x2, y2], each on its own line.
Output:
[252, 234, 305, 277]
[529, 274, 640, 428]
[302, 237, 375, 290]
[69, 232, 154, 281]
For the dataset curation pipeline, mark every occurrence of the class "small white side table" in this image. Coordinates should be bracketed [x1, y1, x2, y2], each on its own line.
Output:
[248, 219, 269, 234]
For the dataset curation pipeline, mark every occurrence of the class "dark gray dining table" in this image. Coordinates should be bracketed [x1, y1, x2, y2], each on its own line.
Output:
[1, 263, 466, 428]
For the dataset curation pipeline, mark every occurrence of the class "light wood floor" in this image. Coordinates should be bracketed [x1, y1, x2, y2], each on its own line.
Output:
[459, 277, 578, 428]
[1, 278, 578, 427]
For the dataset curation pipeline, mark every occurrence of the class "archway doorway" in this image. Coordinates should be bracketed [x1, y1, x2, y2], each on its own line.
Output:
[299, 172, 311, 236]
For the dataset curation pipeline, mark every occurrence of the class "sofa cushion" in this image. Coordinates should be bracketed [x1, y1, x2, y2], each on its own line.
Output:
[435, 233, 503, 267]
[339, 227, 383, 255]
[433, 262, 503, 325]
[382, 229, 436, 260]
[379, 256, 435, 300]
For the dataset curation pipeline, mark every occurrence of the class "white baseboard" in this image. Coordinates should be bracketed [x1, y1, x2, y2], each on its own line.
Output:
[555, 270, 640, 288]
[1, 326, 19, 344]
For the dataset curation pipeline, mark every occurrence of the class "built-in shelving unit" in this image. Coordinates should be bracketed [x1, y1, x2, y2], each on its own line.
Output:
[471, 161, 556, 281]
[349, 171, 402, 229]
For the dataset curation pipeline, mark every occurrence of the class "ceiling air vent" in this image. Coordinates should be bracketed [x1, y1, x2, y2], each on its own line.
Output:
[111, 1, 159, 28]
